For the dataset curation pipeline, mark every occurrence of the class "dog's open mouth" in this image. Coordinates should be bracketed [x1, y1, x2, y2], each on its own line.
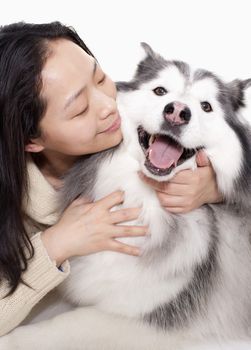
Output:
[137, 126, 196, 176]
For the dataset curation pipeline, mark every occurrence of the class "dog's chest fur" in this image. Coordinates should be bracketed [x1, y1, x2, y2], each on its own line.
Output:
[60, 145, 216, 322]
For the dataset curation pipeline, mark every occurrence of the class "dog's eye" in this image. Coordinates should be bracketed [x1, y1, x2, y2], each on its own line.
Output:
[153, 87, 167, 96]
[201, 101, 213, 112]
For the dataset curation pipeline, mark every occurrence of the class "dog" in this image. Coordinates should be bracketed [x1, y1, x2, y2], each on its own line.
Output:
[1, 43, 251, 350]
[56, 42, 251, 345]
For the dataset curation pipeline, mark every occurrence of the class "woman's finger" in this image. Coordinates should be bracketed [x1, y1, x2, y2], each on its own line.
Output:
[196, 149, 210, 167]
[156, 183, 190, 197]
[139, 169, 198, 187]
[163, 206, 189, 214]
[138, 172, 168, 191]
[110, 225, 148, 238]
[168, 169, 197, 184]
[109, 207, 141, 224]
[95, 191, 124, 209]
[156, 193, 189, 208]
[108, 240, 141, 256]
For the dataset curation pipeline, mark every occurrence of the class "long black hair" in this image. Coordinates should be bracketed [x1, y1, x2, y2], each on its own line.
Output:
[0, 21, 95, 295]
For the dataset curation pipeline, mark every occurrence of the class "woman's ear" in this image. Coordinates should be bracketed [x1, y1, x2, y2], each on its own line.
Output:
[25, 139, 45, 153]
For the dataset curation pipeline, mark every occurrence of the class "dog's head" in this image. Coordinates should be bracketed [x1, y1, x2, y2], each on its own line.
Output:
[117, 43, 251, 202]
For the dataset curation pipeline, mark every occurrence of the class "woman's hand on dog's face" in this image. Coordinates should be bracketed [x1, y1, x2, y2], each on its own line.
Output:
[138, 150, 223, 214]
[41, 191, 148, 266]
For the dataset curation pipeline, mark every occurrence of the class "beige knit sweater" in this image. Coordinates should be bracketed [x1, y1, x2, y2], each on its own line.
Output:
[0, 156, 70, 336]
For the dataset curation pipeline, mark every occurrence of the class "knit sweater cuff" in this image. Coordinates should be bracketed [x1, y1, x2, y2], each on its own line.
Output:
[24, 231, 70, 289]
[0, 232, 70, 336]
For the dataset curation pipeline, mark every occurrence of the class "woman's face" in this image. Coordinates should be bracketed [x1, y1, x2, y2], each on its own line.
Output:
[29, 39, 122, 157]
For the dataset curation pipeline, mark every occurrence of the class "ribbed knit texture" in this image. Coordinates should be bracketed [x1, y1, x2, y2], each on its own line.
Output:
[0, 156, 70, 336]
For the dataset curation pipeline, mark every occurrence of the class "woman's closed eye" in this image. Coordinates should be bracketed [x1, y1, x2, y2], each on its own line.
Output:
[73, 106, 89, 118]
[98, 74, 106, 84]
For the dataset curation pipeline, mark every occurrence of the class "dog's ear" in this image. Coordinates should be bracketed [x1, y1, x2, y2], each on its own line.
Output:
[228, 78, 251, 126]
[116, 81, 136, 92]
[140, 42, 156, 59]
[115, 43, 157, 90]
[227, 78, 251, 111]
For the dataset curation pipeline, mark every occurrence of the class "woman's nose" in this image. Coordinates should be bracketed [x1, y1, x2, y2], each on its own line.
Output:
[93, 90, 117, 120]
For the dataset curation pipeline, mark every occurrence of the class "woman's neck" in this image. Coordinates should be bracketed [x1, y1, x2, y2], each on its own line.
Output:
[31, 151, 79, 190]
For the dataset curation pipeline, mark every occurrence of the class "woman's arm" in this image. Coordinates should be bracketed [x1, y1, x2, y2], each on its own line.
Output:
[0, 232, 70, 337]
[139, 150, 222, 213]
[0, 191, 147, 336]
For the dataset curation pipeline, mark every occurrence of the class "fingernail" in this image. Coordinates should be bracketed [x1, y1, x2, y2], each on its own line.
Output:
[196, 151, 201, 162]
[196, 151, 209, 167]
[134, 248, 141, 256]
[197, 152, 205, 166]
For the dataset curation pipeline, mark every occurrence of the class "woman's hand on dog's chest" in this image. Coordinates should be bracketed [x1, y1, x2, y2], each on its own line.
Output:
[138, 150, 222, 214]
[41, 191, 148, 265]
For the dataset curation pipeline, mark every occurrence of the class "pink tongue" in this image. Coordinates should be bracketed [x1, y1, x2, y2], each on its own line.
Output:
[148, 135, 183, 169]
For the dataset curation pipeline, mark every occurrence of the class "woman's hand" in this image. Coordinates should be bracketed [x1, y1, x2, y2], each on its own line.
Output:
[41, 191, 148, 266]
[138, 150, 223, 214]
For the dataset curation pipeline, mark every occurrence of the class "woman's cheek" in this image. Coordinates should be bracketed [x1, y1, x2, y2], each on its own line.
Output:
[77, 123, 97, 144]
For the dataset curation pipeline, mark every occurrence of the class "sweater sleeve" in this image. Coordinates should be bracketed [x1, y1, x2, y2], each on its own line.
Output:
[0, 231, 70, 336]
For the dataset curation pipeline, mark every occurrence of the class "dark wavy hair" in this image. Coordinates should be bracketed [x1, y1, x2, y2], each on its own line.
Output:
[0, 21, 95, 295]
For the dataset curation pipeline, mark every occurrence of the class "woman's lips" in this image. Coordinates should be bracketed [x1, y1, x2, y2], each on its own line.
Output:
[102, 116, 121, 133]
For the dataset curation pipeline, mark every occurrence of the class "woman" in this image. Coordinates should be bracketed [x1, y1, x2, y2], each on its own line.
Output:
[0, 21, 221, 336]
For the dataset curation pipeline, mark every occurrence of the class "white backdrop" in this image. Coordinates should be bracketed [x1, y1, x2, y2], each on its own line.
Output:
[0, 0, 250, 82]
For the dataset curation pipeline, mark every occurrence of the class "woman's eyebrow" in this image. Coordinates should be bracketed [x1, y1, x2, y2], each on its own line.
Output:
[63, 60, 97, 110]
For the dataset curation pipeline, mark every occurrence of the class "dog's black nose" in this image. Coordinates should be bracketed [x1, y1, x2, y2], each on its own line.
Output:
[180, 107, 191, 122]
[164, 102, 191, 125]
[164, 103, 174, 114]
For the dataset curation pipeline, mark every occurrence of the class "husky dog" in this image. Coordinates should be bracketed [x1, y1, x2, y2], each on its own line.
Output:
[56, 43, 251, 343]
[1, 44, 251, 350]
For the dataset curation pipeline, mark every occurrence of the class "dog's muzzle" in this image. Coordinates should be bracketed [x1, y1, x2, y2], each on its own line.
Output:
[137, 126, 196, 176]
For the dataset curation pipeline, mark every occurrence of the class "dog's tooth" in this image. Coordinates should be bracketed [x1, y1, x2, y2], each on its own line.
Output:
[149, 134, 155, 145]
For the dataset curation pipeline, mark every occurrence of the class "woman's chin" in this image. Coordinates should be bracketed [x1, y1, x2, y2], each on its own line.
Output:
[106, 129, 123, 148]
